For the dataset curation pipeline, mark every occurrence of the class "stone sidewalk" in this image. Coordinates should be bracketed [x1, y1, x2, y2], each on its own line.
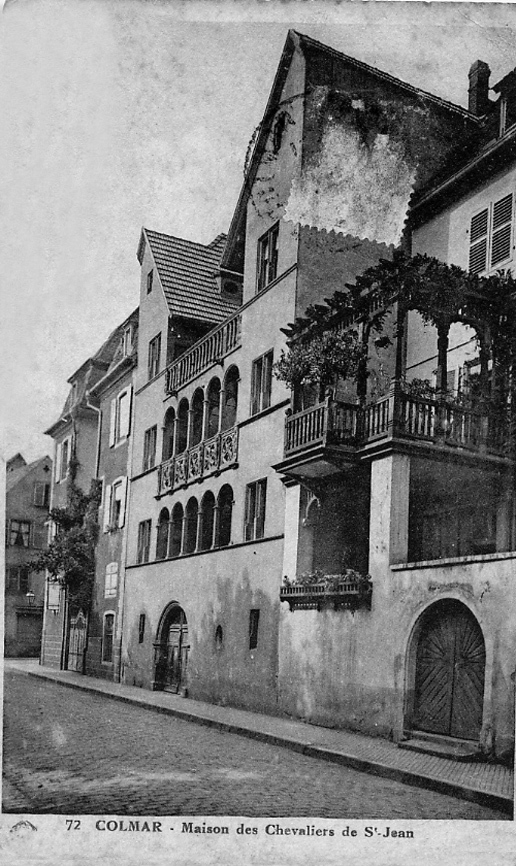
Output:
[5, 658, 514, 815]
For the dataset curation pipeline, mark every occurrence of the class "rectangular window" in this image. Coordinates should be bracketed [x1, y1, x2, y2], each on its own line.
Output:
[251, 350, 273, 416]
[7, 566, 30, 592]
[9, 520, 31, 547]
[244, 479, 267, 541]
[60, 438, 69, 480]
[110, 389, 132, 446]
[257, 224, 279, 292]
[249, 609, 260, 650]
[137, 520, 152, 564]
[147, 269, 154, 294]
[104, 562, 118, 598]
[143, 426, 157, 472]
[32, 524, 48, 549]
[103, 477, 127, 531]
[138, 614, 146, 644]
[102, 613, 115, 663]
[122, 325, 133, 356]
[33, 482, 50, 508]
[148, 333, 161, 380]
[469, 193, 513, 274]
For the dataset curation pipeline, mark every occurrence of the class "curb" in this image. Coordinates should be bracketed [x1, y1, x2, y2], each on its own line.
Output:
[23, 669, 513, 816]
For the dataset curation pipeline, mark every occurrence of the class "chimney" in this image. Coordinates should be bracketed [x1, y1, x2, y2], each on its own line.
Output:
[468, 60, 491, 116]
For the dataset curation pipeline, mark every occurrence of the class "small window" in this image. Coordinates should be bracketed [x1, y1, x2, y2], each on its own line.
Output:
[215, 625, 223, 650]
[137, 520, 152, 564]
[34, 482, 50, 508]
[251, 351, 273, 416]
[122, 325, 133, 356]
[138, 614, 146, 644]
[102, 613, 115, 663]
[9, 520, 31, 547]
[56, 437, 71, 482]
[110, 480, 124, 527]
[7, 566, 30, 593]
[148, 333, 161, 380]
[272, 112, 287, 154]
[143, 425, 157, 472]
[105, 562, 118, 598]
[244, 479, 267, 541]
[110, 389, 131, 445]
[257, 224, 279, 292]
[249, 609, 260, 650]
[146, 269, 154, 294]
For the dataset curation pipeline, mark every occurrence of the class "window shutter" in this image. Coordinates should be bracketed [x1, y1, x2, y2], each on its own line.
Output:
[55, 443, 61, 481]
[469, 208, 488, 274]
[256, 479, 267, 539]
[263, 352, 273, 410]
[109, 399, 117, 447]
[118, 477, 128, 528]
[491, 193, 513, 266]
[124, 386, 133, 439]
[103, 484, 112, 532]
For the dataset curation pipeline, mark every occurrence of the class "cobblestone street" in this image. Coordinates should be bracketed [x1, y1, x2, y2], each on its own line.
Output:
[2, 670, 508, 819]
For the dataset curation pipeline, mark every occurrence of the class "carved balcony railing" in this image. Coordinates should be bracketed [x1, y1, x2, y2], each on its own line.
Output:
[157, 427, 239, 495]
[165, 311, 242, 395]
[280, 578, 372, 612]
[283, 392, 510, 460]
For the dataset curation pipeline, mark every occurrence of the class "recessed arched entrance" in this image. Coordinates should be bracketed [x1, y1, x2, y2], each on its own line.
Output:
[153, 604, 189, 694]
[408, 599, 486, 741]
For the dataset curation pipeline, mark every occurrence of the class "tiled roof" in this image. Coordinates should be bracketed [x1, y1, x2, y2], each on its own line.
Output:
[6, 455, 51, 493]
[144, 229, 236, 324]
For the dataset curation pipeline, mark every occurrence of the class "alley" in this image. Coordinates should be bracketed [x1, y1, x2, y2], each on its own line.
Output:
[2, 670, 508, 819]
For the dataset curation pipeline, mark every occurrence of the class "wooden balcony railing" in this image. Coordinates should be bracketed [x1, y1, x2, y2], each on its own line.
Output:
[165, 312, 242, 394]
[157, 426, 239, 495]
[284, 392, 510, 459]
[280, 579, 372, 611]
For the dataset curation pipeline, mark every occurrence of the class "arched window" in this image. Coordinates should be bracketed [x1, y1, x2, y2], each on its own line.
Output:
[176, 399, 189, 454]
[162, 408, 176, 461]
[184, 497, 198, 554]
[199, 491, 216, 551]
[156, 508, 170, 560]
[206, 378, 221, 438]
[190, 388, 204, 446]
[221, 366, 239, 431]
[216, 485, 233, 547]
[169, 503, 184, 558]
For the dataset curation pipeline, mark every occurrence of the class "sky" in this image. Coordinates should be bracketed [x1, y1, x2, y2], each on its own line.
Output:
[2, 0, 516, 463]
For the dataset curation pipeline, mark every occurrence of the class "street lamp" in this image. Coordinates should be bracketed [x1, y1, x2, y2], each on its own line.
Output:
[26, 590, 35, 607]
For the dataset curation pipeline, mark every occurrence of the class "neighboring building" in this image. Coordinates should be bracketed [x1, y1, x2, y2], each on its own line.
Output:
[5, 453, 52, 657]
[83, 308, 139, 681]
[40, 326, 125, 670]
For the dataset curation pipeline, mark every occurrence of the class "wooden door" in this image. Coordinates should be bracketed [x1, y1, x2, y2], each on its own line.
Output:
[413, 600, 485, 740]
[161, 609, 188, 693]
[67, 610, 88, 673]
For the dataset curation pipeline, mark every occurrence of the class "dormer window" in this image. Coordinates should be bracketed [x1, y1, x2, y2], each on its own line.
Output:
[500, 93, 516, 136]
[146, 269, 154, 294]
[122, 325, 132, 357]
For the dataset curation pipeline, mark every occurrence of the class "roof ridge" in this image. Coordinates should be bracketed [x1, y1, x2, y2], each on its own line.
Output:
[144, 228, 225, 253]
[293, 29, 480, 121]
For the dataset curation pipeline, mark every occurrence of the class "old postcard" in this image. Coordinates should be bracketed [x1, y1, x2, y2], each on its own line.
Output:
[1, 1, 515, 864]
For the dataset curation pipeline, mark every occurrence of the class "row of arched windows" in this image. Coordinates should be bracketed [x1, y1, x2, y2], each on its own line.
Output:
[162, 367, 239, 462]
[156, 485, 233, 559]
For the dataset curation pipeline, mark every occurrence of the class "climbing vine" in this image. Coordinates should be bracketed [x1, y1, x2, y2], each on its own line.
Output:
[32, 456, 101, 613]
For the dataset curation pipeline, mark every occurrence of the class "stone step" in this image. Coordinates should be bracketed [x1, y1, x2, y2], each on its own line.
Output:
[398, 736, 481, 762]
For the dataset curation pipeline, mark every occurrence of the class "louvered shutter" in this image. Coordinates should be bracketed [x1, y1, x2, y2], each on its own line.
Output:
[469, 208, 488, 274]
[103, 484, 112, 532]
[118, 477, 128, 528]
[109, 399, 117, 447]
[124, 386, 133, 439]
[491, 193, 513, 267]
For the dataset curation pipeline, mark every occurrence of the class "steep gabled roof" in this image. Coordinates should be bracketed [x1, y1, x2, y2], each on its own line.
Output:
[221, 29, 481, 273]
[140, 228, 236, 324]
[6, 454, 52, 493]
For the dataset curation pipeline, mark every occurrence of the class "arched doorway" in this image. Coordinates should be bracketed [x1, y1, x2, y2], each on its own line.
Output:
[153, 605, 189, 694]
[410, 599, 485, 741]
